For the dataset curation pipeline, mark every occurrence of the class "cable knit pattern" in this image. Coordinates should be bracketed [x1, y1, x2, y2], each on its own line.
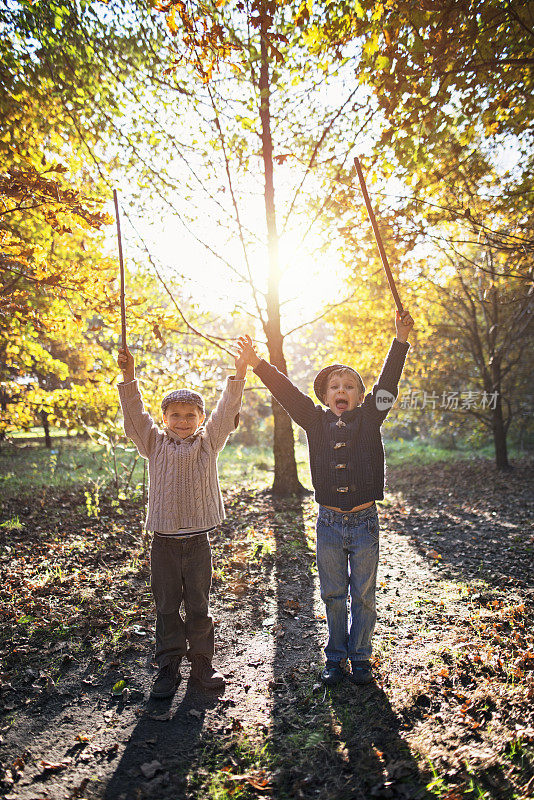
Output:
[118, 377, 244, 532]
[254, 338, 410, 510]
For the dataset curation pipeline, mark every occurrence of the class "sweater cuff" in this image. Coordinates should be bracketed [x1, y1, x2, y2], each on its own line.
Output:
[118, 378, 141, 399]
[225, 376, 245, 392]
[393, 337, 410, 353]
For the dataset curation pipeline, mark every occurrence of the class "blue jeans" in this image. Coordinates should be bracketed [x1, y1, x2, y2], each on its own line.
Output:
[316, 504, 379, 662]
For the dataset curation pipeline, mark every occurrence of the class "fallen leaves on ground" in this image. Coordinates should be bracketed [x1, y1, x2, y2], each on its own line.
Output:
[0, 459, 532, 799]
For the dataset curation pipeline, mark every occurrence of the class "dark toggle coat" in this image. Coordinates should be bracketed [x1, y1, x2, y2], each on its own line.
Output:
[254, 338, 410, 510]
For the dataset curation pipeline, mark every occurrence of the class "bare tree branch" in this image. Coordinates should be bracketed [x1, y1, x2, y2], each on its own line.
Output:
[207, 85, 266, 327]
[123, 208, 236, 356]
[283, 287, 359, 337]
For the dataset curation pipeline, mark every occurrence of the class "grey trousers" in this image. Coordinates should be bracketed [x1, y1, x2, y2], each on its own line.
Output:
[150, 533, 214, 666]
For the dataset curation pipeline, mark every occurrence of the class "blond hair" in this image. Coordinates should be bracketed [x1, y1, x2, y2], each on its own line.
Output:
[326, 368, 365, 396]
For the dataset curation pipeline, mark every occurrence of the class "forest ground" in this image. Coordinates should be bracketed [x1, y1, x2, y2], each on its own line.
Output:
[0, 453, 533, 800]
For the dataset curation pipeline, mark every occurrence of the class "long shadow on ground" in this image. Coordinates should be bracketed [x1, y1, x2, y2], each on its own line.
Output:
[102, 671, 221, 799]
[269, 495, 432, 800]
[5, 464, 531, 799]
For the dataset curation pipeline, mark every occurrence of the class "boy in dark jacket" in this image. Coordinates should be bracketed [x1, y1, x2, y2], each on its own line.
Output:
[237, 309, 414, 685]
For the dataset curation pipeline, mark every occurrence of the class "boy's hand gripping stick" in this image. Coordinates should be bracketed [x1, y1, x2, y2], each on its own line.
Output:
[353, 157, 404, 314]
[113, 189, 127, 347]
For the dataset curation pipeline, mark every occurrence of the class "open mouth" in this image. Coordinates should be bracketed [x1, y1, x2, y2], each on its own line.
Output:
[335, 399, 348, 411]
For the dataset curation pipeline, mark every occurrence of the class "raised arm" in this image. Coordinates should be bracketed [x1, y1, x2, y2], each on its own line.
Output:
[236, 335, 318, 429]
[200, 346, 245, 452]
[117, 346, 161, 458]
[364, 310, 414, 423]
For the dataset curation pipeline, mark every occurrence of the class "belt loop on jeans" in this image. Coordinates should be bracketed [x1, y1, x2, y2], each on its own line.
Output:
[319, 506, 332, 525]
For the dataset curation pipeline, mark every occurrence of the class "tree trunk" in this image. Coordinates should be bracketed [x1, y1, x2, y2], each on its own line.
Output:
[490, 357, 510, 470]
[0, 390, 7, 451]
[492, 404, 509, 469]
[258, 5, 304, 496]
[40, 410, 52, 449]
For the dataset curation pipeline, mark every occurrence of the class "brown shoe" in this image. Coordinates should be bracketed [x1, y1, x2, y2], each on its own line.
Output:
[190, 655, 225, 690]
[150, 656, 182, 699]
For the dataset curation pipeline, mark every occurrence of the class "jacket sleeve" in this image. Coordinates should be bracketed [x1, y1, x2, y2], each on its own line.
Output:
[253, 360, 319, 430]
[363, 338, 410, 424]
[118, 379, 163, 458]
[204, 377, 245, 453]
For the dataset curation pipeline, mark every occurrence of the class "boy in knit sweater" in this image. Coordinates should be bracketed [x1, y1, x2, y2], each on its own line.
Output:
[117, 345, 246, 696]
[237, 309, 414, 686]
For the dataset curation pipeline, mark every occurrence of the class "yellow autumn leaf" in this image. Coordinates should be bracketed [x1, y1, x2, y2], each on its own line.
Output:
[363, 34, 379, 56]
[167, 6, 178, 35]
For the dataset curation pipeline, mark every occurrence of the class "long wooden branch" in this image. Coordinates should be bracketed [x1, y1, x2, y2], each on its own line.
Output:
[113, 189, 127, 347]
[434, 57, 534, 76]
[353, 157, 404, 313]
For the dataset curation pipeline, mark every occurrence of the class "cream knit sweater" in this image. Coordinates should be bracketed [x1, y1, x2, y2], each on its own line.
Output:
[118, 377, 245, 533]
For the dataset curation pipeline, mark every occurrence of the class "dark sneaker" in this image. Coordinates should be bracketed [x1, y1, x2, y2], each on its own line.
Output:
[321, 660, 345, 686]
[350, 660, 373, 685]
[150, 657, 182, 699]
[190, 655, 225, 690]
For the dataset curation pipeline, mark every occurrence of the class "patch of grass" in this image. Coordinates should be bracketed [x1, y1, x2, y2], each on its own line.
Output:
[0, 439, 314, 499]
[2, 465, 533, 800]
[183, 733, 269, 800]
[3, 429, 526, 504]
[0, 515, 24, 531]
[0, 439, 140, 496]
[383, 436, 524, 467]
[449, 739, 534, 800]
[426, 756, 449, 798]
[245, 525, 276, 560]
[10, 427, 72, 440]
[218, 443, 313, 491]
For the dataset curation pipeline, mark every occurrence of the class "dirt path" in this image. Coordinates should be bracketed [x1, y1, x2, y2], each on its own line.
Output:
[1, 460, 533, 800]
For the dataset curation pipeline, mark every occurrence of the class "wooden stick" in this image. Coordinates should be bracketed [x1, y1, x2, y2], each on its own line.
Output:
[113, 189, 127, 347]
[353, 157, 404, 313]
